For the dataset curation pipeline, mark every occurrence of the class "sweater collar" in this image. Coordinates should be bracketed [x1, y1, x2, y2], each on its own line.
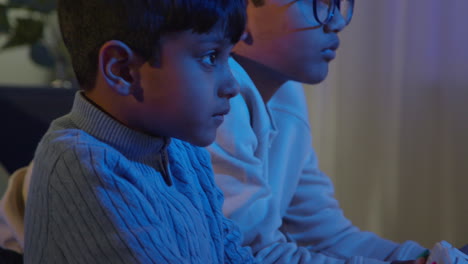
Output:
[69, 91, 170, 163]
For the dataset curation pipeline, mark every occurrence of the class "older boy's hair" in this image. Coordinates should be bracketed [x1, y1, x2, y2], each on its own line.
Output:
[250, 0, 265, 7]
[58, 0, 246, 90]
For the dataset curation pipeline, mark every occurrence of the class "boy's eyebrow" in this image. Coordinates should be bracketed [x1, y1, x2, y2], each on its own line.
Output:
[197, 34, 230, 45]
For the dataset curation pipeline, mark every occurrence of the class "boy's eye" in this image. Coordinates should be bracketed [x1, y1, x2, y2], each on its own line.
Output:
[201, 51, 218, 66]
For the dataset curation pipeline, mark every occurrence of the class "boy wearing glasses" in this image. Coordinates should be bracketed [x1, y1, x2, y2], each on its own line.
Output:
[208, 0, 430, 263]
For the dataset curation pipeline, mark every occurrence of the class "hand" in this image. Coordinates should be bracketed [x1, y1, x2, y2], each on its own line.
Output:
[391, 258, 426, 264]
[459, 244, 468, 255]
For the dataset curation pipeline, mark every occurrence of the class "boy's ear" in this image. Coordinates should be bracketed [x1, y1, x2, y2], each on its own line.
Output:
[98, 40, 140, 96]
[240, 30, 253, 45]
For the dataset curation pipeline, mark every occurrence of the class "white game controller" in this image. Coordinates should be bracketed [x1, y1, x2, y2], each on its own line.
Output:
[426, 241, 468, 264]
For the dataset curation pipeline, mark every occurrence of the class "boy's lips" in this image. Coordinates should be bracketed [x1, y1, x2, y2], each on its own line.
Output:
[322, 38, 340, 61]
[213, 107, 230, 119]
[322, 49, 336, 61]
[213, 107, 229, 125]
[324, 37, 340, 51]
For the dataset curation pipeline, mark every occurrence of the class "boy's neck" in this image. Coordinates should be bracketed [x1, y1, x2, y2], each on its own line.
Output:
[233, 54, 287, 104]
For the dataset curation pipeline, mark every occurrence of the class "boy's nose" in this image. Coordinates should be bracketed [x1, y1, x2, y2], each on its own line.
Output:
[324, 8, 347, 33]
[218, 68, 240, 99]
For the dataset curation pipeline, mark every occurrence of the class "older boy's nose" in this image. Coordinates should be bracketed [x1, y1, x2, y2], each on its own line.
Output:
[218, 69, 240, 99]
[324, 8, 347, 33]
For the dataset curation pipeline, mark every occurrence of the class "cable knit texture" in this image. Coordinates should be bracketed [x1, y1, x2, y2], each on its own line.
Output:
[24, 92, 254, 264]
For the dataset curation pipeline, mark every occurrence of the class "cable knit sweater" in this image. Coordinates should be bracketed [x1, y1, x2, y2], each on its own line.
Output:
[24, 92, 254, 264]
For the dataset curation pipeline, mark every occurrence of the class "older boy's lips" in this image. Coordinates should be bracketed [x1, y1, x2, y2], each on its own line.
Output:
[324, 37, 340, 51]
[322, 39, 340, 61]
[322, 49, 336, 61]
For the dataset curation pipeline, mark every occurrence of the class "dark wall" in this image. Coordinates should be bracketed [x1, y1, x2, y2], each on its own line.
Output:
[0, 87, 76, 173]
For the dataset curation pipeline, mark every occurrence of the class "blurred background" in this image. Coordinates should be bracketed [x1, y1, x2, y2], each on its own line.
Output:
[307, 0, 468, 248]
[0, 0, 76, 192]
[0, 0, 467, 249]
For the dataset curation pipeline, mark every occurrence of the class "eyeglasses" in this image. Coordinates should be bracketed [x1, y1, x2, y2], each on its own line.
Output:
[313, 0, 354, 25]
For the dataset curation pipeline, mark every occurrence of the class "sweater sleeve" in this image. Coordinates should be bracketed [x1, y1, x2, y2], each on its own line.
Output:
[222, 216, 257, 264]
[25, 144, 184, 264]
[192, 146, 255, 264]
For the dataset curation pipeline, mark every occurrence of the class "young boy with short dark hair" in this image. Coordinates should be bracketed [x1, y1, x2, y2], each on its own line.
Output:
[24, 0, 254, 263]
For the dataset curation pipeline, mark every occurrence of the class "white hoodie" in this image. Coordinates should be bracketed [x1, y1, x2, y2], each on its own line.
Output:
[207, 58, 426, 264]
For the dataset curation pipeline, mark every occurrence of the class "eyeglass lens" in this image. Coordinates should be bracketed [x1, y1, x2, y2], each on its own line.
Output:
[314, 0, 354, 25]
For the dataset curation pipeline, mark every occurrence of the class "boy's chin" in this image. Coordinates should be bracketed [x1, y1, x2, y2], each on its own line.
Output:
[286, 63, 329, 85]
[297, 70, 329, 85]
[185, 134, 216, 147]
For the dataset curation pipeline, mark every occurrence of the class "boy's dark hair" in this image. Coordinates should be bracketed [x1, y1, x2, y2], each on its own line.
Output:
[251, 0, 265, 7]
[58, 0, 247, 90]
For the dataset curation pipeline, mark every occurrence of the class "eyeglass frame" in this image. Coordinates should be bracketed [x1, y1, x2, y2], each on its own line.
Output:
[313, 0, 355, 26]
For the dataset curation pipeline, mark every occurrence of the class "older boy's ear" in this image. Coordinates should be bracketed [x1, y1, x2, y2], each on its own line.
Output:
[99, 40, 139, 96]
[240, 30, 253, 45]
[148, 45, 162, 68]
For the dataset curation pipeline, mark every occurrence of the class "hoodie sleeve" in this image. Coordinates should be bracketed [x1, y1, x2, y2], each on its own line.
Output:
[208, 59, 427, 264]
[281, 149, 427, 262]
